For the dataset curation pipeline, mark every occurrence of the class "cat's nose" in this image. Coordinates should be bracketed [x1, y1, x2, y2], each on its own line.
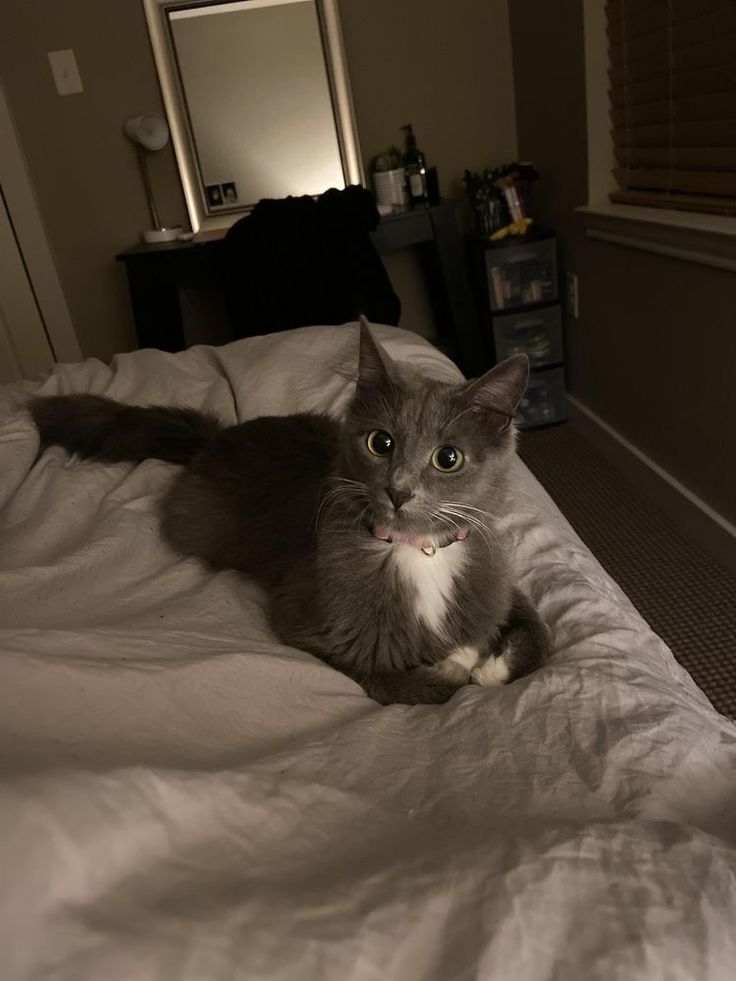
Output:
[386, 486, 414, 511]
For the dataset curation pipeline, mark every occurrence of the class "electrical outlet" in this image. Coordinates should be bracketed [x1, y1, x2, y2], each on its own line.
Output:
[566, 272, 579, 318]
[48, 49, 83, 96]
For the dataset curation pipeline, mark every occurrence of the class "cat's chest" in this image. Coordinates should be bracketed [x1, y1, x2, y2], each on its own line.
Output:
[389, 542, 467, 635]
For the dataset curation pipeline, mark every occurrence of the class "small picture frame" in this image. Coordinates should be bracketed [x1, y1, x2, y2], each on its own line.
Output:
[205, 184, 223, 208]
[221, 181, 238, 204]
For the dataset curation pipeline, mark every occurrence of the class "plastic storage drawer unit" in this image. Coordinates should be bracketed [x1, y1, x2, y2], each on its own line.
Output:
[492, 305, 562, 368]
[517, 366, 566, 429]
[484, 237, 558, 312]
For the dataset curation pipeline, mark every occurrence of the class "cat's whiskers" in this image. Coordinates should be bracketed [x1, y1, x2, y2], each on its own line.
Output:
[328, 477, 366, 488]
[357, 502, 372, 532]
[316, 479, 368, 530]
[454, 518, 497, 555]
[431, 510, 463, 541]
[316, 484, 364, 519]
[449, 507, 503, 549]
[438, 505, 499, 554]
[442, 500, 504, 523]
[326, 502, 376, 545]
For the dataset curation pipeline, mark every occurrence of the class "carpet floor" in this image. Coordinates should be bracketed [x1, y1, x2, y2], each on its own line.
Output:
[518, 423, 736, 720]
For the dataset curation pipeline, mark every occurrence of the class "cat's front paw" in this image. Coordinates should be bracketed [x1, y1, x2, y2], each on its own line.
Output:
[473, 606, 551, 687]
[433, 644, 482, 684]
[471, 653, 511, 687]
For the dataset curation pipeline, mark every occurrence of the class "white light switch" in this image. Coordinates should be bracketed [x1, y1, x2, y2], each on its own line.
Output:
[48, 49, 83, 96]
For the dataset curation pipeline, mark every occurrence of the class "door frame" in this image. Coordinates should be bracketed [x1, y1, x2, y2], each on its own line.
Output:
[0, 82, 81, 363]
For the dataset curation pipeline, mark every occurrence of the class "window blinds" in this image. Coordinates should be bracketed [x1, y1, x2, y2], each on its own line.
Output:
[607, 0, 736, 215]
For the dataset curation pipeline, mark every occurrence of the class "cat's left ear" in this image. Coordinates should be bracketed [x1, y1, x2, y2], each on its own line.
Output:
[462, 354, 529, 422]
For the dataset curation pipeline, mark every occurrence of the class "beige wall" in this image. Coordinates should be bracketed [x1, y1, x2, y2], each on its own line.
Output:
[0, 0, 517, 361]
[340, 0, 517, 340]
[0, 1, 188, 362]
[508, 0, 736, 524]
[339, 0, 517, 202]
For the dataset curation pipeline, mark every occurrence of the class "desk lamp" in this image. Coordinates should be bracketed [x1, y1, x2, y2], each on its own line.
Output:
[124, 114, 183, 244]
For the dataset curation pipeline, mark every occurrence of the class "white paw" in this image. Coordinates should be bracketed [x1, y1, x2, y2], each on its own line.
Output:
[433, 645, 481, 682]
[447, 645, 481, 672]
[471, 654, 511, 687]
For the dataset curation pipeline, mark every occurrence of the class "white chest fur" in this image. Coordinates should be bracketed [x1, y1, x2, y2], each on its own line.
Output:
[391, 542, 466, 635]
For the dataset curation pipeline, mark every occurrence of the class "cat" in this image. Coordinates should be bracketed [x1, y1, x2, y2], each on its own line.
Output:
[30, 321, 550, 704]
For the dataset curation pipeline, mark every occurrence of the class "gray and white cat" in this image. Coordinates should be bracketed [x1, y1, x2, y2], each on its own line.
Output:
[30, 322, 550, 704]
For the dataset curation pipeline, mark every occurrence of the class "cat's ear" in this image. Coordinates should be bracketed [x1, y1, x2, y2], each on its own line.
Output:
[462, 354, 529, 422]
[356, 316, 394, 388]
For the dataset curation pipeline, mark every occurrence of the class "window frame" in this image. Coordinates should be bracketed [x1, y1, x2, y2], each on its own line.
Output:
[577, 0, 736, 271]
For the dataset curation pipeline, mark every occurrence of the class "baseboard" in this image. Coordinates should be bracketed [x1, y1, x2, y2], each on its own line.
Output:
[567, 395, 736, 577]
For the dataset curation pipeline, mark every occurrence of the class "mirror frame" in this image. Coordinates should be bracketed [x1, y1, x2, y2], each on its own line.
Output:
[142, 0, 365, 234]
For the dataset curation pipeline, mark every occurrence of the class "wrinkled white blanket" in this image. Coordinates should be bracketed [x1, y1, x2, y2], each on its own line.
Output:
[0, 323, 734, 981]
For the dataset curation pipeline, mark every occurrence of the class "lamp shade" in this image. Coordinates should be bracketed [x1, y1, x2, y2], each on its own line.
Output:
[124, 114, 169, 152]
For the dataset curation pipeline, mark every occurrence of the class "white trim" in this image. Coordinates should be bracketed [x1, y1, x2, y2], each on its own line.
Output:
[578, 203, 736, 272]
[0, 84, 81, 363]
[567, 395, 736, 577]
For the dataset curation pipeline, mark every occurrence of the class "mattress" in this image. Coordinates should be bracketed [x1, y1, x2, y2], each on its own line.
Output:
[0, 323, 734, 980]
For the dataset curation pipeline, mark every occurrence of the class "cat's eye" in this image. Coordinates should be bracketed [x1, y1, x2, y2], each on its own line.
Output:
[431, 446, 465, 472]
[366, 430, 394, 456]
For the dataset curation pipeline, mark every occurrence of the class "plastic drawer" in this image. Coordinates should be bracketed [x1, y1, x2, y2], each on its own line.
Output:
[517, 366, 566, 429]
[484, 238, 558, 312]
[492, 305, 563, 367]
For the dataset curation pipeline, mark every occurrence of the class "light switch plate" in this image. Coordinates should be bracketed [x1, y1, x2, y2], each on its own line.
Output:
[48, 49, 83, 96]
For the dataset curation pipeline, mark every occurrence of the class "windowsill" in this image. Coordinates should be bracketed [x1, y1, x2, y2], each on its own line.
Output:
[577, 202, 736, 272]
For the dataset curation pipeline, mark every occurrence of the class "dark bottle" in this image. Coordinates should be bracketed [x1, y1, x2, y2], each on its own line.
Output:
[401, 124, 428, 206]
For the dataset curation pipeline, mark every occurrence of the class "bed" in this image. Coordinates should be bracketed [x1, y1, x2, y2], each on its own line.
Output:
[1, 322, 734, 981]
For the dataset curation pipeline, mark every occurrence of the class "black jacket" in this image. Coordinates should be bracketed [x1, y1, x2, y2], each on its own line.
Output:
[221, 185, 400, 338]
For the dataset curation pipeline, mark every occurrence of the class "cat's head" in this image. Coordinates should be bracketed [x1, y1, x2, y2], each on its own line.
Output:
[339, 322, 528, 546]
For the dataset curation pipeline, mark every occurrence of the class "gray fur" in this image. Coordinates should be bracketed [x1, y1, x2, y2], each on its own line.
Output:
[30, 324, 550, 704]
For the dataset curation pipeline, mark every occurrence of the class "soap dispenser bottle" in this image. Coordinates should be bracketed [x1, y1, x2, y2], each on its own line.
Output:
[401, 124, 428, 206]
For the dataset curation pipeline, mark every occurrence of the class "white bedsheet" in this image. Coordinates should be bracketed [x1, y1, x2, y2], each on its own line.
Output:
[0, 323, 734, 981]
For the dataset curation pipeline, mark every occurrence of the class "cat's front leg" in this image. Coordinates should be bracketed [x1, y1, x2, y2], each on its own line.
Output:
[356, 645, 489, 705]
[472, 588, 550, 688]
[360, 661, 472, 705]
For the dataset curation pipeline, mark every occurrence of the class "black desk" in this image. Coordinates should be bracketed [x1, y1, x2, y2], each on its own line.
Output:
[116, 200, 486, 375]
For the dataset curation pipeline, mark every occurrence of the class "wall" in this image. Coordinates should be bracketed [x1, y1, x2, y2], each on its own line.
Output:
[0, 1, 188, 362]
[341, 0, 518, 340]
[339, 0, 517, 203]
[508, 0, 736, 526]
[0, 0, 517, 362]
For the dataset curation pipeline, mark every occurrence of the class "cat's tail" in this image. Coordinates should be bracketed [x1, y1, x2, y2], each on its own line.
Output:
[30, 394, 223, 465]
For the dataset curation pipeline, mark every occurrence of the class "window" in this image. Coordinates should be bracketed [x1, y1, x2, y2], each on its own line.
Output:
[606, 0, 736, 217]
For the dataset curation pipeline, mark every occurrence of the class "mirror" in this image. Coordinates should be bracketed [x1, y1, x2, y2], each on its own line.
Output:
[143, 0, 364, 234]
